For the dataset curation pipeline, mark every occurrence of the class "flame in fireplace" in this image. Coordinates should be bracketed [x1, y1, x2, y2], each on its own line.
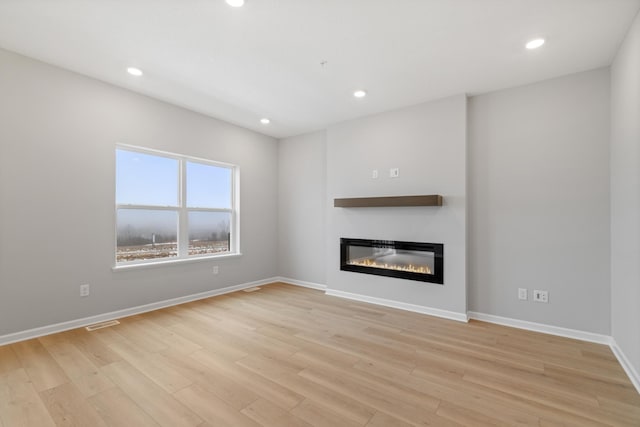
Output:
[347, 258, 432, 275]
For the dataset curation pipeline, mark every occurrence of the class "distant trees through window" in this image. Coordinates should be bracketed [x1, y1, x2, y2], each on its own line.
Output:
[115, 146, 236, 265]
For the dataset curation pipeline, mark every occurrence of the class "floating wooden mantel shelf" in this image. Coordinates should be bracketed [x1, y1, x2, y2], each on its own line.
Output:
[334, 195, 443, 208]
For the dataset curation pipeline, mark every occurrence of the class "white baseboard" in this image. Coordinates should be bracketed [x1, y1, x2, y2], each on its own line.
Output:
[276, 277, 327, 291]
[610, 339, 640, 395]
[325, 289, 469, 323]
[467, 311, 612, 345]
[0, 277, 279, 347]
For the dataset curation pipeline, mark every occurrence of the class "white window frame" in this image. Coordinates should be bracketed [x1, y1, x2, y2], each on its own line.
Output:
[114, 144, 240, 269]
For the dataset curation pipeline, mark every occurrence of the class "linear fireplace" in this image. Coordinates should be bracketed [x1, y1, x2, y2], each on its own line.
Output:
[340, 238, 443, 284]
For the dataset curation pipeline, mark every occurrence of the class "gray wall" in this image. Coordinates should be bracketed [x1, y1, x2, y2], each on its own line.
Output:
[468, 68, 611, 334]
[1, 35, 633, 351]
[0, 49, 278, 335]
[611, 12, 640, 375]
[277, 131, 327, 285]
[325, 95, 468, 315]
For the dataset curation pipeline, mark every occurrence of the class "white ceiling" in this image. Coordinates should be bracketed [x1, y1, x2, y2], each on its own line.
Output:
[0, 0, 638, 139]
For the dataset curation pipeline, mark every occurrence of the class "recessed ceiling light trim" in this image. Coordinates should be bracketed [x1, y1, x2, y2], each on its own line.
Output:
[127, 67, 143, 76]
[353, 90, 367, 98]
[525, 38, 545, 49]
[226, 0, 245, 7]
[260, 118, 270, 124]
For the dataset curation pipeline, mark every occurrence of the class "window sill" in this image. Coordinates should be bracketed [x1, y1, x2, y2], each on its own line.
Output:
[112, 252, 242, 272]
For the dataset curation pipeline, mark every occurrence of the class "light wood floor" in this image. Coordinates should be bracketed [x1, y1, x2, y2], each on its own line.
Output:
[1, 283, 638, 427]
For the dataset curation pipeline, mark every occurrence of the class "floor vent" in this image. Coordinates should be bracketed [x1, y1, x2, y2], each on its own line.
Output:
[85, 320, 120, 331]
[243, 287, 261, 293]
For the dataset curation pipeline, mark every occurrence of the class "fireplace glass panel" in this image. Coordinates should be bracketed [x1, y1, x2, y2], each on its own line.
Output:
[346, 247, 435, 275]
[340, 238, 443, 284]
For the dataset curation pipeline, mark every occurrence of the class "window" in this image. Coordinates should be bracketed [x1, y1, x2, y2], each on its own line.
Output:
[115, 145, 237, 266]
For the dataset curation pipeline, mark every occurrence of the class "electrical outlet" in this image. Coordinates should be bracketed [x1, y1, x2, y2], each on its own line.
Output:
[518, 288, 527, 300]
[389, 168, 400, 178]
[212, 266, 219, 275]
[80, 284, 90, 297]
[533, 290, 548, 303]
[372, 169, 379, 179]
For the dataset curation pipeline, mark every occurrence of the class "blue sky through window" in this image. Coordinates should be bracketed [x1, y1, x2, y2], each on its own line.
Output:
[116, 149, 232, 208]
[116, 149, 178, 206]
[187, 161, 231, 209]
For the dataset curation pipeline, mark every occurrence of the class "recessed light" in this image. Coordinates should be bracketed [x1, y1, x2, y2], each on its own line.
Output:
[260, 118, 270, 124]
[354, 90, 367, 98]
[127, 67, 143, 76]
[226, 0, 245, 7]
[525, 38, 545, 50]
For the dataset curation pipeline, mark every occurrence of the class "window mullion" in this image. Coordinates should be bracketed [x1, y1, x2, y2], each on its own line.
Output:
[178, 159, 189, 257]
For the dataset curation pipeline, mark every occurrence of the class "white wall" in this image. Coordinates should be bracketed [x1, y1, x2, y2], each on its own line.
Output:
[611, 11, 640, 377]
[468, 68, 611, 334]
[0, 49, 278, 336]
[278, 131, 327, 285]
[325, 95, 467, 316]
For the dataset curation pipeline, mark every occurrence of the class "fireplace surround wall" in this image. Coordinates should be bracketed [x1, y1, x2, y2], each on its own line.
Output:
[326, 94, 467, 316]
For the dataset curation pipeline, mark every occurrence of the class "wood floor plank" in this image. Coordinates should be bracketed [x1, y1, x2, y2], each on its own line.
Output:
[543, 363, 640, 405]
[298, 366, 446, 426]
[45, 341, 101, 379]
[596, 396, 640, 426]
[158, 350, 260, 411]
[0, 283, 637, 427]
[0, 369, 56, 427]
[236, 353, 307, 377]
[45, 341, 114, 397]
[70, 370, 115, 399]
[290, 399, 363, 427]
[173, 384, 260, 427]
[463, 369, 601, 409]
[435, 400, 513, 427]
[65, 329, 122, 368]
[412, 343, 605, 409]
[462, 370, 632, 425]
[290, 341, 361, 369]
[106, 338, 193, 393]
[141, 308, 184, 328]
[190, 349, 304, 411]
[101, 360, 202, 427]
[365, 412, 415, 427]
[137, 318, 203, 355]
[241, 398, 312, 427]
[251, 370, 375, 425]
[88, 387, 160, 427]
[0, 345, 21, 376]
[38, 331, 74, 348]
[39, 382, 108, 427]
[88, 326, 127, 345]
[12, 339, 70, 392]
[354, 358, 541, 426]
[109, 321, 169, 353]
[166, 322, 249, 361]
[410, 362, 608, 426]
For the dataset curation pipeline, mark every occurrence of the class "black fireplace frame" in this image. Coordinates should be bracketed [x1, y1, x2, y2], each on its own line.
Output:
[340, 238, 444, 284]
